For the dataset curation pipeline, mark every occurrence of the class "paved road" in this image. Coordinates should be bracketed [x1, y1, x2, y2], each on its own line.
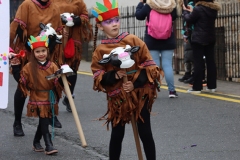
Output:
[0, 73, 240, 160]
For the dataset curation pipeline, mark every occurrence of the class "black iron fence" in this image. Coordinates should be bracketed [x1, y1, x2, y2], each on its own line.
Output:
[10, 1, 240, 82]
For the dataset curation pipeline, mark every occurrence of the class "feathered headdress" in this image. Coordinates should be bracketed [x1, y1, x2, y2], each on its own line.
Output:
[27, 35, 49, 50]
[91, 0, 119, 22]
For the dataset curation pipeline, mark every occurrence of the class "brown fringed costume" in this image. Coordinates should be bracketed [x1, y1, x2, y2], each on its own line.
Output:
[53, 0, 93, 71]
[19, 61, 63, 118]
[91, 32, 163, 128]
[9, 0, 63, 67]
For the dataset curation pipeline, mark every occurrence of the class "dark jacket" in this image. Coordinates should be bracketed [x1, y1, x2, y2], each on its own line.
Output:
[135, 2, 177, 50]
[183, 1, 221, 45]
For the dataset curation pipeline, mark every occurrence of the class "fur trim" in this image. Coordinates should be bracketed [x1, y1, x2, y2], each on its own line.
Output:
[146, 0, 176, 14]
[196, 1, 221, 11]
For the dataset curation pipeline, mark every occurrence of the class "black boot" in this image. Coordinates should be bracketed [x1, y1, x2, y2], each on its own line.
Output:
[43, 133, 58, 155]
[33, 127, 44, 152]
[62, 96, 73, 112]
[13, 121, 25, 137]
[49, 116, 62, 128]
[178, 74, 191, 82]
[184, 77, 194, 84]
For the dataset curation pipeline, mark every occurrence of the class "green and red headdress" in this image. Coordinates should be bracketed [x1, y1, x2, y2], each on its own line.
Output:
[27, 35, 49, 50]
[91, 0, 119, 22]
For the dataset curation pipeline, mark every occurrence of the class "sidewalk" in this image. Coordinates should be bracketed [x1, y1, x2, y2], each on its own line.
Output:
[79, 60, 240, 98]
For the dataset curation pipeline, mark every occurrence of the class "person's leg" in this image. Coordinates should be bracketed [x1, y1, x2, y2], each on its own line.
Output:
[183, 62, 194, 84]
[33, 118, 44, 152]
[160, 50, 175, 91]
[13, 87, 26, 136]
[149, 50, 160, 67]
[178, 62, 191, 82]
[41, 117, 58, 155]
[109, 122, 125, 160]
[179, 42, 192, 82]
[61, 71, 77, 112]
[138, 101, 156, 160]
[67, 72, 77, 94]
[201, 58, 207, 86]
[183, 42, 194, 84]
[190, 43, 204, 91]
[205, 43, 217, 89]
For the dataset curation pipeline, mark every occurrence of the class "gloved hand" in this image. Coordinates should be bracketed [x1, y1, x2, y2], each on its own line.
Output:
[71, 15, 81, 26]
[48, 34, 61, 54]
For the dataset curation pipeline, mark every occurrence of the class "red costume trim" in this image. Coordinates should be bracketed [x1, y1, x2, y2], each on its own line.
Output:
[38, 61, 51, 70]
[14, 18, 27, 28]
[28, 100, 56, 105]
[20, 75, 27, 85]
[80, 14, 89, 19]
[93, 70, 105, 79]
[140, 60, 156, 67]
[108, 88, 121, 97]
[101, 32, 129, 44]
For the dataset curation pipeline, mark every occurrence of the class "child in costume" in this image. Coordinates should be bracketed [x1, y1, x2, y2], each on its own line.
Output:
[53, 0, 93, 112]
[91, 0, 162, 159]
[9, 35, 63, 155]
[10, 0, 63, 137]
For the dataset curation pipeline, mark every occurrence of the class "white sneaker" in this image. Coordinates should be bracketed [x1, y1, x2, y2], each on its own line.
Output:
[187, 89, 201, 94]
[206, 88, 216, 92]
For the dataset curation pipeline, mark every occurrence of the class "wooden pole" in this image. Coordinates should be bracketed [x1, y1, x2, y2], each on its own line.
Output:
[122, 73, 143, 160]
[61, 74, 87, 147]
[62, 26, 87, 147]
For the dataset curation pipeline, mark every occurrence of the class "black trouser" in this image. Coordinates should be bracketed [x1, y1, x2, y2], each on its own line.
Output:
[35, 109, 50, 142]
[191, 42, 217, 90]
[14, 88, 26, 124]
[59, 71, 77, 94]
[109, 101, 156, 160]
[37, 117, 50, 135]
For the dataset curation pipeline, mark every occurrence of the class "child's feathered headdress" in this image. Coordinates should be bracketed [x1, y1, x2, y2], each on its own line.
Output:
[27, 35, 49, 50]
[91, 0, 119, 22]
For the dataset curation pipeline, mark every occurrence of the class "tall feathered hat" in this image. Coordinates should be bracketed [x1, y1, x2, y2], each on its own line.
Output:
[27, 35, 49, 50]
[91, 0, 119, 22]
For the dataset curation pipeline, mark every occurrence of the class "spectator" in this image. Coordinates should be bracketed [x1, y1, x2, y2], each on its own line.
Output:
[135, 0, 181, 98]
[179, 0, 207, 86]
[183, 0, 221, 93]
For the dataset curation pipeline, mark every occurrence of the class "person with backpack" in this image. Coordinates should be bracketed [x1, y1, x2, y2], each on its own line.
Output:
[135, 0, 180, 98]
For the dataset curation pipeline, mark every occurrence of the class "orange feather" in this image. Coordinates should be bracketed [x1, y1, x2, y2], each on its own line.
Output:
[103, 0, 112, 10]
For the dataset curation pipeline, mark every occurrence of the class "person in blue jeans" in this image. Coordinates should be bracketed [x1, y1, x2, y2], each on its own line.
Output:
[135, 0, 179, 98]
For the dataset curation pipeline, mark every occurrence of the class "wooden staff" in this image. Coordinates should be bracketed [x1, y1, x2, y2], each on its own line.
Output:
[62, 26, 87, 147]
[122, 71, 143, 160]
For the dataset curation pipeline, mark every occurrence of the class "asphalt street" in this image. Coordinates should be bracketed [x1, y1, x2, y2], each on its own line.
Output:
[0, 73, 240, 160]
